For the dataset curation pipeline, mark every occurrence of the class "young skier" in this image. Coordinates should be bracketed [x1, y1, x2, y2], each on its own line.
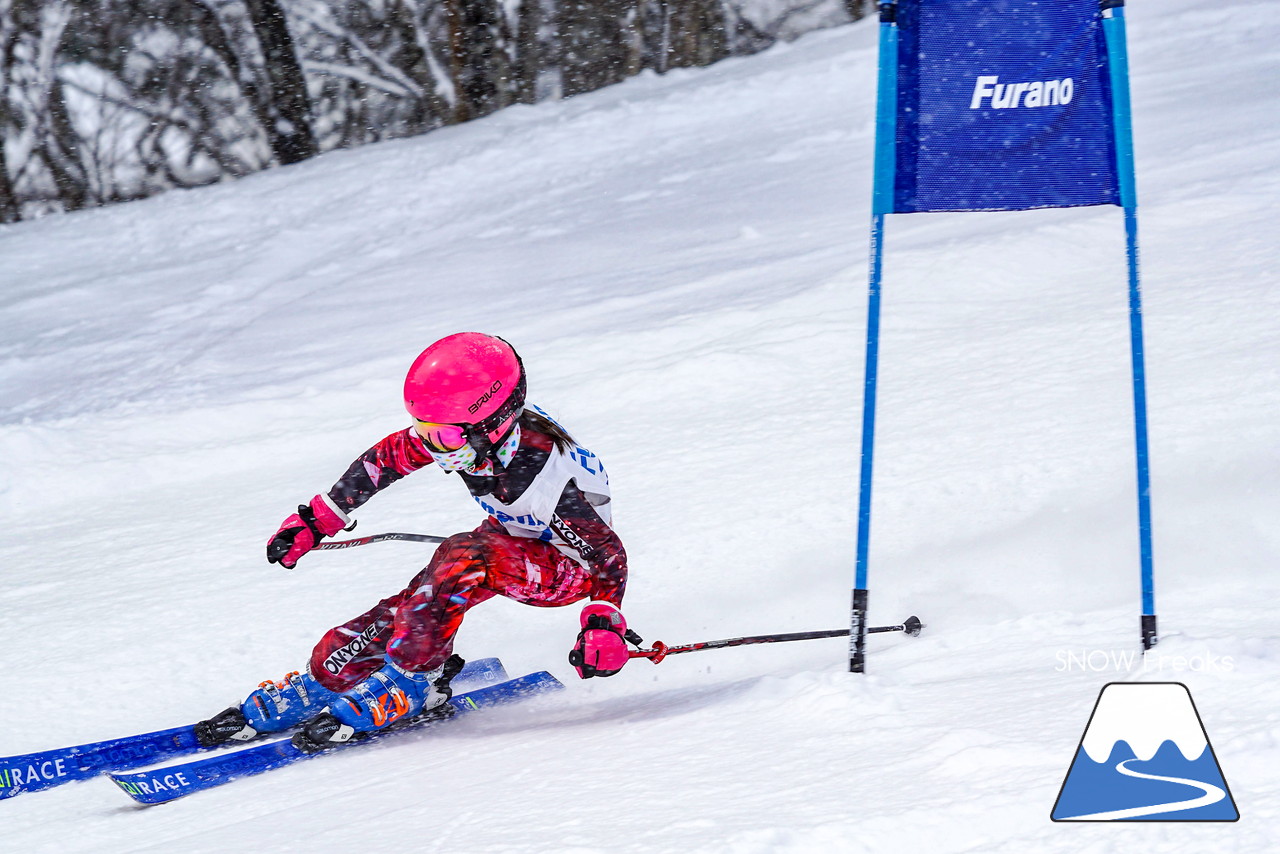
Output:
[196, 332, 632, 752]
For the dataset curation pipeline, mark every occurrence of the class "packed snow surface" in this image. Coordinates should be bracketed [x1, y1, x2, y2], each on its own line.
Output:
[2, 0, 1277, 849]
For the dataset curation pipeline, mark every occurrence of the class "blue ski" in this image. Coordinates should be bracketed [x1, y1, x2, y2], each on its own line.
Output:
[108, 670, 562, 805]
[0, 657, 506, 800]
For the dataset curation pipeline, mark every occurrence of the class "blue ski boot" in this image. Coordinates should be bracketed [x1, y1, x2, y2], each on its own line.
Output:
[293, 655, 464, 753]
[195, 670, 340, 747]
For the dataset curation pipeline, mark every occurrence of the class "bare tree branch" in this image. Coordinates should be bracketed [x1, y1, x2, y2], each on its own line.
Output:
[290, 3, 426, 100]
[302, 59, 416, 99]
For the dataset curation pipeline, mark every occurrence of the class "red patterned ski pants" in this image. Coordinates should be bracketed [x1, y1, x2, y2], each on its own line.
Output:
[309, 519, 592, 691]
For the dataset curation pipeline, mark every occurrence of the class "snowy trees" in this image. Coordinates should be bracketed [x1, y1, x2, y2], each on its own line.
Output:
[243, 0, 318, 164]
[0, 0, 861, 221]
[2, 0, 273, 215]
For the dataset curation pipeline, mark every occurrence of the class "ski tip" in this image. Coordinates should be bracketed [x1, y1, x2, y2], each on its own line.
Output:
[455, 656, 509, 687]
[904, 616, 924, 637]
[450, 670, 565, 714]
[534, 671, 565, 691]
[505, 670, 565, 695]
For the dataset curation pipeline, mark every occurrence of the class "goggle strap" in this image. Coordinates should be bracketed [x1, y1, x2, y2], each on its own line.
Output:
[471, 370, 526, 439]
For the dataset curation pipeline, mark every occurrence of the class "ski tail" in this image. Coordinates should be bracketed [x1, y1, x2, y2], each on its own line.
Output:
[0, 726, 200, 800]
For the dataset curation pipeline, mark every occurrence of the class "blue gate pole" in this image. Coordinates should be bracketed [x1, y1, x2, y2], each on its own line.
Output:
[852, 0, 899, 673]
[1103, 0, 1158, 651]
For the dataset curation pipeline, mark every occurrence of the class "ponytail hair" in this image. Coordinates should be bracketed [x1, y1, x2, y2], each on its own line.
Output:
[518, 408, 575, 453]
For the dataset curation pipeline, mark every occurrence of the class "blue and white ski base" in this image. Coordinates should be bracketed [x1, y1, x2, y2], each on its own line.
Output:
[0, 656, 507, 800]
[108, 670, 562, 805]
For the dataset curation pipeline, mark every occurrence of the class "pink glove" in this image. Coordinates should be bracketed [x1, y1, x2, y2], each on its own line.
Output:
[266, 494, 349, 569]
[568, 602, 632, 679]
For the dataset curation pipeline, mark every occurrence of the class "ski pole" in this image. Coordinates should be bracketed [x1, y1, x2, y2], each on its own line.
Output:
[316, 531, 447, 550]
[629, 616, 924, 664]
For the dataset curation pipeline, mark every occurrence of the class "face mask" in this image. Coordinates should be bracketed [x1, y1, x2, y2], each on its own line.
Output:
[425, 423, 520, 474]
[426, 441, 478, 473]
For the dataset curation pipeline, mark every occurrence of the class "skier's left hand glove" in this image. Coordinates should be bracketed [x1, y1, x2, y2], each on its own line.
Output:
[266, 494, 350, 569]
[569, 602, 637, 679]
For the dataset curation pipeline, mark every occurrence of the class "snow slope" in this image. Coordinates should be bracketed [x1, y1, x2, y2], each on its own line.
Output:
[2, 0, 1277, 849]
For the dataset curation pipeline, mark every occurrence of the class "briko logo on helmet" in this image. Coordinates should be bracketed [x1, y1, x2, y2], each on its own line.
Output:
[468, 380, 503, 415]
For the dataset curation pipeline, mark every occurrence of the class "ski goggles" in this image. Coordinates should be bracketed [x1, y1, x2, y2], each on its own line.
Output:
[413, 420, 469, 453]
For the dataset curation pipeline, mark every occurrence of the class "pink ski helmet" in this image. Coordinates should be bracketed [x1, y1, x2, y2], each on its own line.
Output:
[403, 333, 526, 461]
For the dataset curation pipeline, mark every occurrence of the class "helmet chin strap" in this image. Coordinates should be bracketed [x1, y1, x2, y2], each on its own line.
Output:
[486, 422, 521, 471]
